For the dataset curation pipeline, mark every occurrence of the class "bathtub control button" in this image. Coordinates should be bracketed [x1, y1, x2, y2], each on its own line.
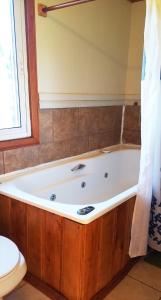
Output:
[50, 194, 56, 201]
[77, 206, 95, 215]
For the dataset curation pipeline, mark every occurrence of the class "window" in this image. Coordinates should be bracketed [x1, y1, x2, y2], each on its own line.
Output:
[0, 0, 39, 150]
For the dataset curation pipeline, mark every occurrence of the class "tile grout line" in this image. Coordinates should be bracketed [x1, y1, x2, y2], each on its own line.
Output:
[128, 274, 161, 294]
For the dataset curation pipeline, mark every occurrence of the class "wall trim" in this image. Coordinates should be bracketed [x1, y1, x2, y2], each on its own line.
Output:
[124, 94, 141, 105]
[40, 99, 124, 108]
[39, 93, 125, 108]
[39, 93, 141, 108]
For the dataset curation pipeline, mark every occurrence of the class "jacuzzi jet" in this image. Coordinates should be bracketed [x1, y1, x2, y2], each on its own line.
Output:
[81, 181, 86, 188]
[104, 172, 108, 178]
[50, 194, 56, 201]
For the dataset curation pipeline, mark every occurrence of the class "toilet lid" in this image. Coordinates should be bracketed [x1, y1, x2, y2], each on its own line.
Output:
[0, 236, 20, 279]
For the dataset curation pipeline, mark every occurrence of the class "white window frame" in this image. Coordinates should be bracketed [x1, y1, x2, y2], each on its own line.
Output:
[0, 0, 31, 142]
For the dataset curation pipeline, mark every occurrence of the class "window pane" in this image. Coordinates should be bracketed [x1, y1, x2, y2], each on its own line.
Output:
[0, 0, 21, 130]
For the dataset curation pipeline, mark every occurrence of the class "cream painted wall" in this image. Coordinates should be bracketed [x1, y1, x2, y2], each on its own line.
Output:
[35, 0, 132, 107]
[125, 1, 146, 103]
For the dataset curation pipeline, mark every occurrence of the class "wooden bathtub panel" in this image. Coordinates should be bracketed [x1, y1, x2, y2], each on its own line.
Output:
[0, 195, 11, 237]
[61, 209, 117, 300]
[94, 210, 116, 293]
[82, 210, 116, 300]
[112, 201, 128, 277]
[123, 196, 136, 266]
[42, 211, 62, 291]
[10, 199, 27, 257]
[27, 205, 44, 279]
[112, 197, 136, 277]
[0, 194, 136, 300]
[60, 218, 85, 300]
[81, 217, 102, 300]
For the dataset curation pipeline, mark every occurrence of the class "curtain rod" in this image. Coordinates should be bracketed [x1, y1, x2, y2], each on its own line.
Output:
[38, 0, 95, 17]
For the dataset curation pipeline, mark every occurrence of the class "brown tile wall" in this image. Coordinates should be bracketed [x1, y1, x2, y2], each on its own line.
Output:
[0, 152, 4, 175]
[122, 105, 141, 145]
[0, 106, 122, 174]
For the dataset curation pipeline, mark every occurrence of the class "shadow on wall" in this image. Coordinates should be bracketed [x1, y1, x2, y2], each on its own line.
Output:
[48, 15, 128, 70]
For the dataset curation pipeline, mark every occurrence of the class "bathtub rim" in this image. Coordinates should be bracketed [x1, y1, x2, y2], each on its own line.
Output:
[0, 143, 140, 183]
[0, 144, 140, 224]
[0, 183, 137, 224]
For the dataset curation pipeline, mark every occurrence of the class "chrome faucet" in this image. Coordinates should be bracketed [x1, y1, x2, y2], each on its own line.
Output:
[71, 163, 86, 172]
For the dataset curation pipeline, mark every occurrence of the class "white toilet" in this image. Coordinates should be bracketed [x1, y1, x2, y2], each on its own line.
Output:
[0, 236, 27, 299]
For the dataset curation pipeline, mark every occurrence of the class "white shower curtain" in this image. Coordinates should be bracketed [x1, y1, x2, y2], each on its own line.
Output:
[129, 0, 161, 257]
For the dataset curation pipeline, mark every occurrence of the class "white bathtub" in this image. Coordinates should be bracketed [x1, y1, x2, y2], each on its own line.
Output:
[0, 146, 140, 224]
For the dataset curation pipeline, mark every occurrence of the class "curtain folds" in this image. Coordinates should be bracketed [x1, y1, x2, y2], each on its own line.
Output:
[129, 0, 161, 257]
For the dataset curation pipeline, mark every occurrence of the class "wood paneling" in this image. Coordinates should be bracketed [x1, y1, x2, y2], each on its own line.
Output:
[42, 211, 62, 291]
[27, 206, 44, 279]
[82, 210, 116, 299]
[61, 219, 85, 300]
[94, 211, 116, 291]
[123, 197, 136, 266]
[10, 199, 27, 257]
[0, 195, 10, 237]
[112, 197, 135, 278]
[0, 196, 135, 300]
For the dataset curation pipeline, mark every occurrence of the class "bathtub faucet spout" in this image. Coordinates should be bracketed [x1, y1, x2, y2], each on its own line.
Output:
[71, 164, 86, 172]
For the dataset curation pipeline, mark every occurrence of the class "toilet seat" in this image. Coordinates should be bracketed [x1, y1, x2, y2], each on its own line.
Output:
[0, 236, 20, 279]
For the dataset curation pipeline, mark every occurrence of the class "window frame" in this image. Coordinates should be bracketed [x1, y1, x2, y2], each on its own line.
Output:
[0, 0, 39, 151]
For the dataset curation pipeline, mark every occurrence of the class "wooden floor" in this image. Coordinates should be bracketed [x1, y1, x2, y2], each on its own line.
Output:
[5, 259, 161, 300]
